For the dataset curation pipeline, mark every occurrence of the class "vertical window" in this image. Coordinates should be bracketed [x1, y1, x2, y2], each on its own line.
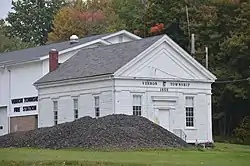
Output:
[73, 98, 79, 120]
[185, 96, 194, 127]
[53, 101, 58, 125]
[133, 95, 142, 116]
[94, 96, 100, 118]
[118, 35, 123, 42]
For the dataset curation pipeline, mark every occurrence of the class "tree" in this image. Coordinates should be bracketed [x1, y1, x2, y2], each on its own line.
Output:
[138, 0, 250, 137]
[48, 0, 121, 42]
[110, 0, 147, 36]
[235, 116, 250, 142]
[5, 0, 66, 45]
[0, 20, 33, 52]
[48, 6, 106, 42]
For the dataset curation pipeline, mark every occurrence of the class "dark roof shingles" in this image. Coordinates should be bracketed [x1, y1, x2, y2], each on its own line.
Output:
[35, 35, 163, 84]
[0, 33, 109, 66]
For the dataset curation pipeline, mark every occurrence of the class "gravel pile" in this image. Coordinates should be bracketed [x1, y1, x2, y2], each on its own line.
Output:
[0, 114, 189, 149]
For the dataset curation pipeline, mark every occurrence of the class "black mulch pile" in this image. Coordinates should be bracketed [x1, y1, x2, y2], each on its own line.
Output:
[0, 114, 189, 150]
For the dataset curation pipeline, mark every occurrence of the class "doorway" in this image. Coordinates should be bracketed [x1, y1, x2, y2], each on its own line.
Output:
[158, 109, 170, 130]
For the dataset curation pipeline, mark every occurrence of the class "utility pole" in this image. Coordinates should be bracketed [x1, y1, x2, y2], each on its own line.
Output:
[205, 47, 209, 69]
[186, 5, 191, 53]
[191, 33, 195, 56]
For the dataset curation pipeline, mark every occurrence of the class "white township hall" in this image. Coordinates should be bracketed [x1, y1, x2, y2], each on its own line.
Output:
[0, 30, 216, 144]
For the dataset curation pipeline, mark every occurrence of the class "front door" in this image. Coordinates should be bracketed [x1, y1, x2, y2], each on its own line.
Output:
[158, 109, 170, 130]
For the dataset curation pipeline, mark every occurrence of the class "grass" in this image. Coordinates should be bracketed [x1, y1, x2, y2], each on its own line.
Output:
[0, 143, 249, 166]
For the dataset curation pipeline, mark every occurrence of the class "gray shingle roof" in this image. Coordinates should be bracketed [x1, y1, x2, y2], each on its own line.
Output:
[35, 35, 164, 85]
[0, 33, 110, 66]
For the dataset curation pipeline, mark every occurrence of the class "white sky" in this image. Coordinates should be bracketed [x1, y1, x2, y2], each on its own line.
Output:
[0, 0, 12, 19]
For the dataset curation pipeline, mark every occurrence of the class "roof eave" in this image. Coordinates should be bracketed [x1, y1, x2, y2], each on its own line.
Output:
[34, 73, 113, 89]
[39, 39, 111, 61]
[101, 30, 142, 40]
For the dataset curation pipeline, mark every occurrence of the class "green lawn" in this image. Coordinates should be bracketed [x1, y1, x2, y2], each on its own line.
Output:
[0, 143, 249, 166]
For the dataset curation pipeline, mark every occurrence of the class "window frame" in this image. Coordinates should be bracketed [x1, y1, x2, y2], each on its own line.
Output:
[73, 98, 79, 120]
[94, 96, 100, 118]
[185, 96, 195, 128]
[133, 94, 142, 116]
[53, 100, 58, 125]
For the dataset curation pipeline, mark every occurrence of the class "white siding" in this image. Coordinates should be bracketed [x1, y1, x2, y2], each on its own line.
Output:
[10, 62, 42, 99]
[58, 96, 74, 124]
[106, 35, 133, 44]
[115, 91, 132, 115]
[38, 97, 53, 127]
[0, 68, 9, 106]
[113, 78, 213, 143]
[100, 91, 113, 116]
[79, 94, 94, 117]
[42, 50, 79, 75]
[8, 62, 42, 117]
[38, 79, 113, 127]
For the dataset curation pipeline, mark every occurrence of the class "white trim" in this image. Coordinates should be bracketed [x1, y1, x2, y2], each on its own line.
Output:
[39, 30, 141, 61]
[9, 111, 38, 117]
[101, 30, 142, 40]
[39, 39, 110, 61]
[2, 59, 42, 67]
[163, 35, 217, 80]
[0, 105, 7, 108]
[114, 35, 216, 81]
[113, 76, 214, 83]
[34, 74, 112, 89]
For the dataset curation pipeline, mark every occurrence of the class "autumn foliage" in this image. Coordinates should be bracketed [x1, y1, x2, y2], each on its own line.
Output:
[48, 6, 106, 43]
[73, 10, 105, 22]
[150, 23, 165, 34]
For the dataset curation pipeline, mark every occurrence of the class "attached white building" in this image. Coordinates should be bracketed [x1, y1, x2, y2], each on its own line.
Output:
[0, 30, 141, 136]
[34, 34, 217, 144]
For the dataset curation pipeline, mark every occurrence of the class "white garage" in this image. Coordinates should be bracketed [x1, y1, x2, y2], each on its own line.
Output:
[0, 106, 8, 136]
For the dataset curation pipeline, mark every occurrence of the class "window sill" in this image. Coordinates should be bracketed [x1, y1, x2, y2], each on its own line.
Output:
[185, 127, 197, 130]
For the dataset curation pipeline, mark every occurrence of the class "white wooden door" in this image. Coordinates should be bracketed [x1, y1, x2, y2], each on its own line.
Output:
[158, 109, 170, 130]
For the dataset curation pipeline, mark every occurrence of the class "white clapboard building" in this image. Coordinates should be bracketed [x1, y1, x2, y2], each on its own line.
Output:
[0, 30, 141, 136]
[34, 33, 217, 144]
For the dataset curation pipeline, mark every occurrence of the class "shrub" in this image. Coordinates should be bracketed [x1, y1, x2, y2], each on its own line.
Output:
[234, 116, 250, 142]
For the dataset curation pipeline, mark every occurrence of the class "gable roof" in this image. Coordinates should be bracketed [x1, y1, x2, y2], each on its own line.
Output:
[115, 35, 217, 81]
[34, 35, 164, 85]
[0, 30, 141, 66]
[0, 33, 110, 66]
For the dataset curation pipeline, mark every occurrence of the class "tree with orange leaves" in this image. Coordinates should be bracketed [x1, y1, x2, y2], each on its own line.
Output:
[48, 0, 119, 43]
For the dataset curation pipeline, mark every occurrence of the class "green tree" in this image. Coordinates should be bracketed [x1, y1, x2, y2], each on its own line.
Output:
[5, 0, 66, 45]
[110, 0, 147, 36]
[0, 20, 33, 52]
[137, 0, 250, 137]
[235, 116, 250, 142]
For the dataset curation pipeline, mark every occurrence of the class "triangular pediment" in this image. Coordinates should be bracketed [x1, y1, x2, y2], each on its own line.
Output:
[115, 37, 216, 81]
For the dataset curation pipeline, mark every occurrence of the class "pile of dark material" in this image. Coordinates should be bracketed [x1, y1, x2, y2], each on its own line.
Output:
[0, 114, 189, 149]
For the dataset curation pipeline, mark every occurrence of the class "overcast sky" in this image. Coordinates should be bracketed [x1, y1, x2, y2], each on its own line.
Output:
[0, 0, 12, 19]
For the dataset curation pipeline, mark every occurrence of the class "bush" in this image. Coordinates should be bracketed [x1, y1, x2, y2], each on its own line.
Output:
[234, 116, 250, 143]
